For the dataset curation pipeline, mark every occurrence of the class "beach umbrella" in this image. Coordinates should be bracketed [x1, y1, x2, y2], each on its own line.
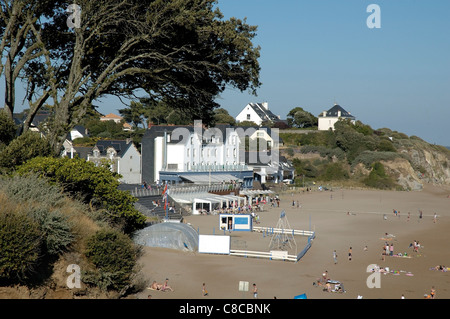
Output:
[294, 293, 307, 299]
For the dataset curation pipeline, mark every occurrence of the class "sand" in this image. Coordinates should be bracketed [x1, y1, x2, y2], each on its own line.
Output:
[135, 184, 450, 299]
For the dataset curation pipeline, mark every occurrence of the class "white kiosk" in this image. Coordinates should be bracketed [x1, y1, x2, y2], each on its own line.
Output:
[219, 214, 252, 231]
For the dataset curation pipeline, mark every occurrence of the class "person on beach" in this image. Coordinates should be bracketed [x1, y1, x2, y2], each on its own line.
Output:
[162, 278, 173, 292]
[430, 286, 436, 299]
[390, 243, 394, 256]
[253, 283, 258, 299]
[202, 283, 208, 296]
[433, 213, 437, 223]
[348, 247, 352, 261]
[333, 250, 338, 264]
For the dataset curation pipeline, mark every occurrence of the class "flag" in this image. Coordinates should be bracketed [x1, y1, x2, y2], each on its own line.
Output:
[162, 183, 169, 210]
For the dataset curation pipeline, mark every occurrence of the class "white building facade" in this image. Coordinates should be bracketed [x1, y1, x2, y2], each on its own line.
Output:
[318, 104, 356, 131]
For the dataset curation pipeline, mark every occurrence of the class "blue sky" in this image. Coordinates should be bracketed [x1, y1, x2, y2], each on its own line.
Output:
[5, 1, 449, 146]
[214, 0, 450, 146]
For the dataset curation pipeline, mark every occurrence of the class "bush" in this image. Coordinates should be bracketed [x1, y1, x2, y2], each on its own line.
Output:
[363, 162, 398, 190]
[29, 208, 74, 256]
[0, 174, 65, 208]
[84, 229, 138, 291]
[352, 151, 405, 169]
[0, 210, 42, 283]
[17, 157, 146, 233]
[319, 162, 349, 181]
[0, 131, 52, 171]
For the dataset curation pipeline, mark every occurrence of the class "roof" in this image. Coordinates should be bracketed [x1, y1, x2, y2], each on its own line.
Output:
[319, 104, 355, 119]
[101, 113, 123, 119]
[93, 139, 134, 157]
[245, 103, 279, 122]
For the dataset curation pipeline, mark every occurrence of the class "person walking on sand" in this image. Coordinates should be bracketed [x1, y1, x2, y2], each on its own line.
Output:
[433, 213, 437, 223]
[333, 250, 338, 264]
[390, 243, 394, 256]
[348, 247, 352, 261]
[252, 283, 258, 299]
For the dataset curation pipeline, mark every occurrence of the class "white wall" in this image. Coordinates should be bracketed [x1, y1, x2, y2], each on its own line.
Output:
[236, 104, 262, 125]
[154, 136, 164, 182]
[318, 117, 339, 131]
[118, 144, 142, 184]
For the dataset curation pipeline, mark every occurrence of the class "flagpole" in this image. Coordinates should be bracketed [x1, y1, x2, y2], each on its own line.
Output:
[165, 183, 169, 220]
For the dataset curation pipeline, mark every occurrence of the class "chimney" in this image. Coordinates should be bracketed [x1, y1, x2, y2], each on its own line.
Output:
[261, 102, 269, 110]
[337, 110, 341, 117]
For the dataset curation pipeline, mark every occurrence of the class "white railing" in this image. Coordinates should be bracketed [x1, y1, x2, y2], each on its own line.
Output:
[229, 249, 297, 262]
[252, 226, 315, 238]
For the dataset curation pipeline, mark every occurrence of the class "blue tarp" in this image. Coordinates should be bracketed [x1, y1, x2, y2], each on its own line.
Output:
[294, 293, 307, 299]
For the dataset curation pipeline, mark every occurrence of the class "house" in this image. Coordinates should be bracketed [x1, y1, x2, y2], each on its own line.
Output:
[61, 125, 91, 159]
[235, 102, 280, 125]
[318, 104, 356, 131]
[99, 112, 133, 131]
[100, 113, 123, 123]
[140, 122, 254, 188]
[87, 139, 141, 184]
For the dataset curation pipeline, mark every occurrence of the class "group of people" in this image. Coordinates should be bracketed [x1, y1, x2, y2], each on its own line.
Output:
[150, 278, 174, 292]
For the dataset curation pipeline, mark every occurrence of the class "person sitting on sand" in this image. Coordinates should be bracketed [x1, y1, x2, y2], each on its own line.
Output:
[162, 278, 174, 292]
[150, 281, 163, 290]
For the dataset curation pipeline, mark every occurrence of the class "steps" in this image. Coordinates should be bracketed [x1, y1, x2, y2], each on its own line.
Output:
[135, 195, 183, 220]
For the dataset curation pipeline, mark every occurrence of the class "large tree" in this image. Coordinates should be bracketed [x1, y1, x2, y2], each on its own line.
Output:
[287, 107, 318, 128]
[1, 0, 261, 154]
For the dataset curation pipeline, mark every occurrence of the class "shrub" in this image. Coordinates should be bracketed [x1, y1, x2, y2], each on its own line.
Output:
[17, 157, 146, 233]
[0, 174, 65, 208]
[319, 162, 349, 181]
[29, 207, 74, 256]
[352, 151, 405, 169]
[0, 210, 42, 283]
[363, 162, 398, 190]
[84, 229, 138, 291]
[0, 131, 53, 171]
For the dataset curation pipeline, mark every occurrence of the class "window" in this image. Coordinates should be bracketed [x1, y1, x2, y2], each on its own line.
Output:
[247, 114, 251, 120]
[187, 148, 190, 156]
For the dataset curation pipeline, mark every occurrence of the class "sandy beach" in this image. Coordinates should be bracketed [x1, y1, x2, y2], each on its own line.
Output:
[135, 184, 450, 300]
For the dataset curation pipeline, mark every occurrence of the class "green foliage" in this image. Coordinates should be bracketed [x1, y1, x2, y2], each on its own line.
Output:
[0, 210, 42, 283]
[0, 110, 16, 148]
[84, 118, 127, 139]
[17, 157, 146, 233]
[84, 229, 138, 291]
[0, 131, 53, 171]
[352, 151, 405, 169]
[29, 208, 74, 256]
[363, 162, 398, 189]
[237, 120, 258, 127]
[320, 162, 349, 181]
[0, 174, 65, 208]
[299, 145, 346, 161]
[214, 108, 236, 125]
[287, 107, 318, 128]
[334, 121, 376, 162]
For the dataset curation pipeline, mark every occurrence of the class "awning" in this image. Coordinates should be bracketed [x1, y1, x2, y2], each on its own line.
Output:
[179, 173, 243, 184]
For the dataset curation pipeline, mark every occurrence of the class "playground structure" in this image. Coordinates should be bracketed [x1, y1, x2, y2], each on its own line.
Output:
[200, 210, 315, 262]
